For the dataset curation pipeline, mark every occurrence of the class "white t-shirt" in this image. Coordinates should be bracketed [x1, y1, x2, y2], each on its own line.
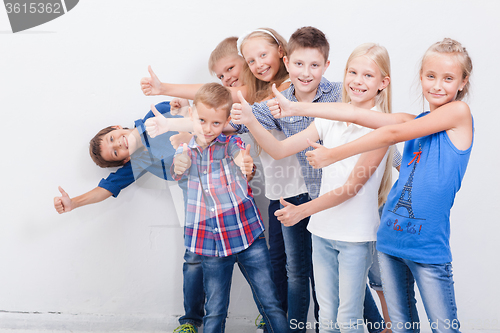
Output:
[259, 129, 308, 200]
[307, 107, 388, 242]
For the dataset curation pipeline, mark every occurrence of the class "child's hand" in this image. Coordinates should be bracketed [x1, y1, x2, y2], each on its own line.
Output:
[231, 91, 256, 125]
[267, 84, 294, 118]
[171, 98, 190, 116]
[305, 139, 335, 169]
[174, 143, 191, 175]
[275, 197, 303, 227]
[54, 186, 73, 214]
[145, 104, 170, 138]
[170, 132, 193, 150]
[140, 65, 162, 96]
[239, 145, 253, 176]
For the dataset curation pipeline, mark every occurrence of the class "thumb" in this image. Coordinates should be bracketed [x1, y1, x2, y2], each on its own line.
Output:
[243, 144, 251, 157]
[237, 90, 249, 106]
[58, 186, 68, 197]
[148, 65, 157, 78]
[307, 138, 322, 149]
[279, 197, 290, 207]
[272, 83, 283, 100]
[151, 104, 162, 117]
[182, 143, 188, 156]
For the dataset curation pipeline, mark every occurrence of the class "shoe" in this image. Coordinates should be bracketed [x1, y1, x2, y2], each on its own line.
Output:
[173, 323, 198, 333]
[255, 314, 265, 332]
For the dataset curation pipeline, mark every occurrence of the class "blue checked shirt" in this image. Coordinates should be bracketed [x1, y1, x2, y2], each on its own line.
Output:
[172, 134, 265, 257]
[231, 77, 342, 199]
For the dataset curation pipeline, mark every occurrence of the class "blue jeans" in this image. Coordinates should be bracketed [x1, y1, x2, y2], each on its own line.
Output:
[378, 252, 460, 333]
[268, 199, 288, 312]
[202, 235, 288, 333]
[312, 235, 374, 333]
[281, 193, 318, 332]
[364, 284, 385, 333]
[179, 249, 204, 327]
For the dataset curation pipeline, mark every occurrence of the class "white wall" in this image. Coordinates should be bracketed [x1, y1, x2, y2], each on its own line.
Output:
[0, 0, 499, 331]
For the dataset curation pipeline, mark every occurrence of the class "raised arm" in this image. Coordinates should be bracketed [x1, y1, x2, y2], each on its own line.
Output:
[276, 146, 388, 226]
[231, 91, 319, 160]
[318, 100, 472, 167]
[54, 186, 112, 214]
[267, 84, 414, 129]
[140, 66, 248, 102]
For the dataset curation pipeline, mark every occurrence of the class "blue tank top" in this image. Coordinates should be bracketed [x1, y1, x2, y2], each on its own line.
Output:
[377, 112, 473, 264]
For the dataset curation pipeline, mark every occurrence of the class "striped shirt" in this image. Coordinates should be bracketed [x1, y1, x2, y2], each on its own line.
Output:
[172, 134, 264, 257]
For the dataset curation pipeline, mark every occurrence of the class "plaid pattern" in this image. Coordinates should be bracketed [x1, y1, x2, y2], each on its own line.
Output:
[172, 134, 264, 257]
[231, 77, 342, 199]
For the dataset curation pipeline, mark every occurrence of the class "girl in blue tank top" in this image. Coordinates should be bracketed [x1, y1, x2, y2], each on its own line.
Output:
[267, 38, 473, 333]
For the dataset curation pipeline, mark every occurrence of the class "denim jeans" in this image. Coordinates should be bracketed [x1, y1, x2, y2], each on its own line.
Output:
[281, 193, 318, 332]
[268, 199, 288, 312]
[378, 252, 461, 333]
[363, 284, 385, 333]
[202, 235, 288, 333]
[312, 235, 374, 333]
[178, 249, 204, 327]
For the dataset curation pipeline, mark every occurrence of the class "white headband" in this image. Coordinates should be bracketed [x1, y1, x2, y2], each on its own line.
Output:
[237, 29, 280, 57]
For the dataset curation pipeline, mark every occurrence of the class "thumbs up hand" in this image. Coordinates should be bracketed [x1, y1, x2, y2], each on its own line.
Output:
[54, 186, 73, 214]
[174, 143, 191, 175]
[275, 197, 303, 227]
[305, 139, 334, 169]
[267, 84, 294, 118]
[145, 104, 170, 138]
[231, 91, 256, 125]
[140, 65, 163, 96]
[239, 144, 253, 176]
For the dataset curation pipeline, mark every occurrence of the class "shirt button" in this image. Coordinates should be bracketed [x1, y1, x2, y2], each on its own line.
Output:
[214, 228, 218, 232]
[211, 207, 215, 212]
[290, 117, 294, 121]
[205, 189, 209, 193]
[203, 170, 207, 174]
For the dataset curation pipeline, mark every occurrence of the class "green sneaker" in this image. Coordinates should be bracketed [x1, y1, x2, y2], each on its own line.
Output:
[173, 323, 198, 333]
[255, 314, 265, 332]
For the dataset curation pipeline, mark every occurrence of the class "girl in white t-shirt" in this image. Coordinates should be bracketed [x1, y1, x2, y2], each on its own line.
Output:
[233, 43, 393, 333]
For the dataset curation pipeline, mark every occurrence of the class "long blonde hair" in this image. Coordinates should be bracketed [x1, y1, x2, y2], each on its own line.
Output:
[238, 28, 289, 104]
[343, 43, 393, 207]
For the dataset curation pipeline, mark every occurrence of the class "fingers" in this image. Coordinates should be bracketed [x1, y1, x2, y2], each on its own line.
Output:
[182, 143, 188, 156]
[148, 65, 157, 79]
[243, 144, 251, 157]
[279, 196, 290, 207]
[271, 83, 281, 98]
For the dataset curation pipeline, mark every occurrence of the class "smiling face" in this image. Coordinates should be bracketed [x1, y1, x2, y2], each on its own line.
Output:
[99, 126, 135, 163]
[241, 37, 283, 82]
[344, 55, 389, 109]
[284, 47, 329, 103]
[190, 102, 230, 148]
[213, 54, 245, 88]
[420, 53, 468, 111]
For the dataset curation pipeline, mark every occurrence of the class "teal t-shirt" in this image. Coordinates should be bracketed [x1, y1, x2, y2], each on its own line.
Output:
[377, 112, 473, 264]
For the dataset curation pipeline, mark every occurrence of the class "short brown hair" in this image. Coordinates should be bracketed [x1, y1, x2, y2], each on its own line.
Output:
[89, 126, 128, 168]
[208, 36, 239, 76]
[287, 26, 329, 63]
[193, 83, 233, 118]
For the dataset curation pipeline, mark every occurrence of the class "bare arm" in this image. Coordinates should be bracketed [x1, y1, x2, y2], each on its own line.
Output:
[140, 66, 248, 101]
[267, 84, 414, 129]
[54, 186, 112, 214]
[231, 91, 319, 160]
[322, 101, 472, 165]
[276, 146, 388, 226]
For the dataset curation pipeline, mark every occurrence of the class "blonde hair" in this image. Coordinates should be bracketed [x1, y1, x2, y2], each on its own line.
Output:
[342, 43, 393, 206]
[194, 83, 233, 118]
[208, 36, 239, 76]
[239, 28, 289, 104]
[420, 38, 472, 101]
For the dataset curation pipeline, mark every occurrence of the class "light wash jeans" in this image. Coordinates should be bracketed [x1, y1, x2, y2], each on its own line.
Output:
[312, 235, 374, 333]
[378, 252, 460, 333]
[202, 235, 288, 333]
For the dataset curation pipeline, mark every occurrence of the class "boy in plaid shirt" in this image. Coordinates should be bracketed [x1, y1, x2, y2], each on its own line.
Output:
[146, 83, 287, 333]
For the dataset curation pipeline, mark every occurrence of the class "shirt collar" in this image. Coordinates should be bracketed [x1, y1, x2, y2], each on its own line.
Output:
[284, 77, 333, 103]
[188, 133, 230, 151]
